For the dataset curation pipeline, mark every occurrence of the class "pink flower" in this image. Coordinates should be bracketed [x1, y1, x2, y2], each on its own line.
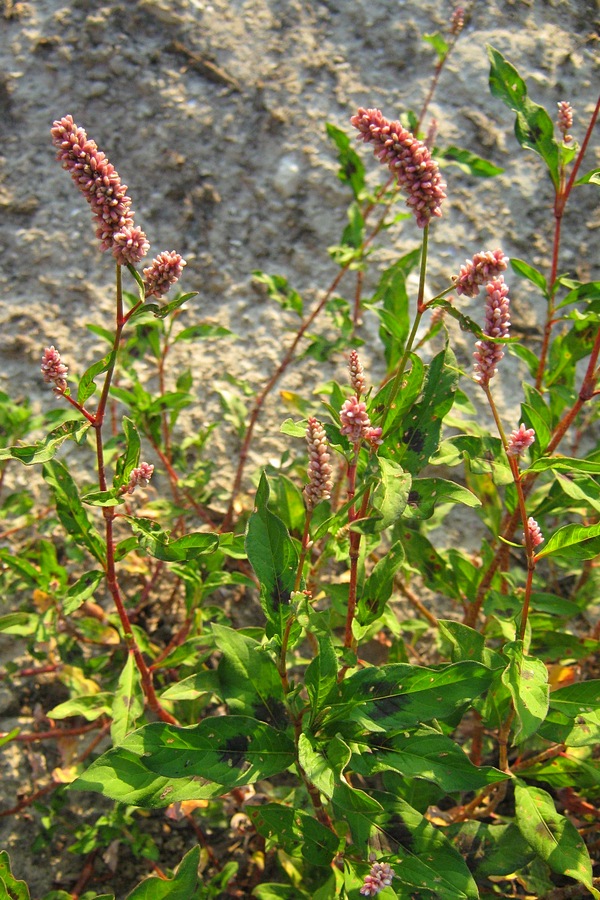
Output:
[450, 6, 465, 35]
[453, 249, 508, 298]
[41, 346, 68, 391]
[557, 101, 574, 141]
[473, 277, 510, 387]
[506, 424, 535, 458]
[143, 251, 187, 298]
[51, 115, 149, 265]
[364, 426, 383, 448]
[340, 395, 372, 444]
[350, 107, 446, 228]
[525, 517, 544, 548]
[303, 418, 332, 510]
[349, 350, 366, 397]
[123, 462, 154, 495]
[360, 861, 395, 896]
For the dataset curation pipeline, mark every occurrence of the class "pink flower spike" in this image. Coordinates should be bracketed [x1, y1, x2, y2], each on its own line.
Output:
[557, 101, 574, 141]
[340, 395, 371, 444]
[350, 107, 446, 228]
[143, 251, 187, 298]
[450, 6, 465, 35]
[124, 462, 154, 495]
[525, 517, 544, 549]
[41, 346, 68, 391]
[473, 277, 510, 387]
[303, 418, 333, 510]
[506, 424, 535, 458]
[349, 350, 366, 397]
[51, 115, 148, 263]
[454, 249, 508, 298]
[365, 426, 383, 448]
[360, 861, 395, 897]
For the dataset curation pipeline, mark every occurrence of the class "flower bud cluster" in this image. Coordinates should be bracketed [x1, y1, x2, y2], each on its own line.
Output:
[41, 346, 68, 391]
[454, 250, 508, 298]
[557, 101, 574, 142]
[143, 251, 187, 298]
[526, 517, 544, 548]
[473, 278, 510, 387]
[506, 424, 535, 458]
[51, 115, 149, 266]
[450, 6, 465, 35]
[350, 107, 446, 227]
[340, 396, 372, 443]
[360, 861, 395, 897]
[304, 418, 332, 510]
[349, 350, 366, 397]
[123, 462, 154, 495]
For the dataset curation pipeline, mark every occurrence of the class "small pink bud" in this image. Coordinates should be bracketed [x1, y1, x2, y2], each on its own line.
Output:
[340, 395, 372, 444]
[143, 251, 187, 298]
[360, 861, 395, 897]
[123, 462, 154, 495]
[473, 278, 510, 387]
[41, 346, 68, 391]
[557, 101, 574, 142]
[349, 350, 366, 397]
[506, 424, 535, 458]
[525, 517, 544, 549]
[454, 250, 508, 298]
[450, 6, 465, 35]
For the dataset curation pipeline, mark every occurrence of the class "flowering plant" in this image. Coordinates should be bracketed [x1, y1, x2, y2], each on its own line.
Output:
[0, 23, 599, 900]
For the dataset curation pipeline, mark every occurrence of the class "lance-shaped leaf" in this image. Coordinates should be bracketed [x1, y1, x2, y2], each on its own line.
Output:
[436, 145, 504, 177]
[502, 641, 549, 743]
[370, 457, 412, 529]
[249, 803, 340, 868]
[0, 851, 29, 900]
[132, 717, 295, 786]
[536, 522, 600, 561]
[322, 661, 492, 733]
[368, 249, 420, 370]
[77, 350, 116, 405]
[63, 569, 105, 615]
[111, 652, 144, 745]
[487, 45, 559, 188]
[125, 846, 200, 900]
[43, 459, 105, 563]
[212, 624, 287, 727]
[355, 726, 508, 793]
[402, 477, 480, 520]
[114, 416, 141, 488]
[528, 455, 600, 474]
[370, 353, 424, 435]
[305, 631, 338, 723]
[326, 121, 366, 200]
[384, 346, 458, 475]
[246, 472, 298, 636]
[298, 732, 335, 798]
[515, 782, 600, 898]
[124, 516, 218, 562]
[510, 258, 549, 295]
[369, 794, 480, 899]
[356, 540, 405, 626]
[0, 419, 90, 465]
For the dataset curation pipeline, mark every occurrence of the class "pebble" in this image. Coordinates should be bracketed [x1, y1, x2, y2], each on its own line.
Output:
[273, 154, 302, 197]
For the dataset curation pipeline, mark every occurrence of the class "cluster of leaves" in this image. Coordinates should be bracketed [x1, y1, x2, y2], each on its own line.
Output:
[0, 34, 599, 900]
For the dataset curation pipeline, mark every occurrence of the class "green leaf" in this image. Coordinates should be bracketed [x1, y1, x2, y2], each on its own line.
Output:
[0, 850, 30, 900]
[449, 821, 536, 879]
[536, 522, 600, 560]
[487, 45, 560, 188]
[371, 457, 411, 529]
[0, 419, 90, 465]
[115, 417, 141, 488]
[371, 795, 480, 899]
[48, 692, 113, 722]
[501, 642, 549, 742]
[305, 632, 339, 723]
[159, 669, 221, 702]
[384, 346, 458, 474]
[549, 679, 600, 716]
[575, 166, 600, 186]
[515, 782, 599, 898]
[125, 846, 200, 900]
[357, 540, 405, 626]
[77, 351, 116, 405]
[368, 250, 420, 370]
[62, 570, 105, 615]
[403, 477, 480, 520]
[111, 652, 144, 745]
[212, 624, 286, 725]
[252, 272, 303, 316]
[298, 732, 335, 798]
[267, 473, 306, 534]
[356, 726, 508, 793]
[437, 145, 504, 177]
[0, 613, 38, 635]
[423, 31, 448, 60]
[245, 472, 298, 636]
[249, 803, 340, 868]
[322, 661, 492, 732]
[509, 341, 542, 380]
[124, 516, 219, 561]
[325, 122, 366, 200]
[174, 324, 233, 342]
[528, 455, 600, 474]
[130, 717, 295, 786]
[510, 258, 548, 294]
[43, 459, 105, 563]
[555, 279, 600, 309]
